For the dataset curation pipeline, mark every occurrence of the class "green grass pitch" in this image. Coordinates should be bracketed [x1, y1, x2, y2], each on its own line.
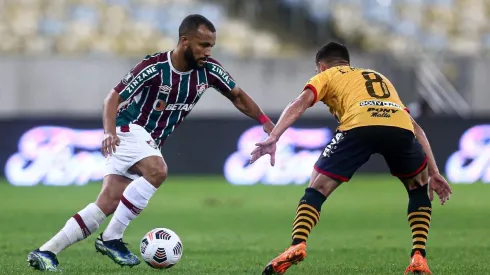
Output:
[0, 175, 488, 274]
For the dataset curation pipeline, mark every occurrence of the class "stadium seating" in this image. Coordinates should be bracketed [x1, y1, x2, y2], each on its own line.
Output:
[0, 0, 284, 57]
[281, 0, 490, 55]
[1, 0, 488, 56]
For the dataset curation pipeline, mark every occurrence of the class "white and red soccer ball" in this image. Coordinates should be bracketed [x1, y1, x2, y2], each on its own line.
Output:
[140, 228, 183, 269]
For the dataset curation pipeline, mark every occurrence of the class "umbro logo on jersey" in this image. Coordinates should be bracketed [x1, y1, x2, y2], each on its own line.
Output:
[122, 72, 134, 85]
[159, 85, 172, 94]
[196, 83, 208, 96]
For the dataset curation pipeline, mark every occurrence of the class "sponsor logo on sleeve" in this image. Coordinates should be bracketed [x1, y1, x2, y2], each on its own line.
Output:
[210, 64, 232, 85]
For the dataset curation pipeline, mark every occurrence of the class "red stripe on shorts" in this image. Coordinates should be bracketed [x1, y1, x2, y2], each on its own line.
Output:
[392, 156, 428, 178]
[120, 125, 130, 132]
[314, 165, 350, 182]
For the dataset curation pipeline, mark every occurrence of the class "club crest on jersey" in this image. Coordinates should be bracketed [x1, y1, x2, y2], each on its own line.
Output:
[153, 99, 167, 111]
[146, 139, 158, 149]
[122, 72, 134, 85]
[196, 83, 208, 96]
[159, 85, 172, 95]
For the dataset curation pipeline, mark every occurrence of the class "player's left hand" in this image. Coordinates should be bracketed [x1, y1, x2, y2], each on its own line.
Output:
[250, 136, 278, 166]
[429, 173, 452, 205]
[262, 121, 275, 135]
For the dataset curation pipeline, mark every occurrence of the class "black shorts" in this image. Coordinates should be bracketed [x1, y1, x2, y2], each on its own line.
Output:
[314, 126, 427, 182]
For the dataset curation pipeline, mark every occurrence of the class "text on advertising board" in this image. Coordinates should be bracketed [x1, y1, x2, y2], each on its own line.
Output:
[224, 126, 332, 185]
[5, 126, 105, 186]
[445, 124, 490, 183]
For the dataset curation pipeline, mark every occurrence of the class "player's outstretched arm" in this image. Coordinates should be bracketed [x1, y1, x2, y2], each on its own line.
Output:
[411, 117, 452, 203]
[223, 86, 275, 134]
[269, 88, 315, 140]
[411, 117, 438, 175]
[101, 89, 124, 157]
[249, 89, 315, 166]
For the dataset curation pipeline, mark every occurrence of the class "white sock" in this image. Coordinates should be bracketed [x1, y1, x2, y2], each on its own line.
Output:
[102, 177, 157, 241]
[40, 203, 106, 254]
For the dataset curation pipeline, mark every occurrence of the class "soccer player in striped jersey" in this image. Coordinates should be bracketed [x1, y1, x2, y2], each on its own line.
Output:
[27, 14, 274, 271]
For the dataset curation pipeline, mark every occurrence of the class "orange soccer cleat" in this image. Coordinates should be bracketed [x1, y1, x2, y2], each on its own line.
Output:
[262, 242, 307, 275]
[404, 251, 432, 275]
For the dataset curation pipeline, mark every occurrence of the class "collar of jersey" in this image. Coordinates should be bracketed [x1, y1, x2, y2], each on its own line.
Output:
[168, 51, 193, 75]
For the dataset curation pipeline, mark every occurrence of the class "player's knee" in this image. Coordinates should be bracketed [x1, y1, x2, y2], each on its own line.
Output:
[145, 164, 168, 188]
[402, 169, 429, 191]
[308, 173, 341, 198]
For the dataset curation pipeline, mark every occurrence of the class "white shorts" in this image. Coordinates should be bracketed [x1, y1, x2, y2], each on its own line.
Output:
[105, 124, 162, 180]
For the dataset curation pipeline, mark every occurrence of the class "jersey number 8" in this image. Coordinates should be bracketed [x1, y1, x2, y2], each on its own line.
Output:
[362, 72, 391, 99]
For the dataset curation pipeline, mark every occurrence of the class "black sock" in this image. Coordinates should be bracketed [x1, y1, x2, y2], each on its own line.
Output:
[291, 188, 327, 245]
[407, 184, 432, 257]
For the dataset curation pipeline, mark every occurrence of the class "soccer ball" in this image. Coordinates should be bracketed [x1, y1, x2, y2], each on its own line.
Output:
[140, 228, 183, 269]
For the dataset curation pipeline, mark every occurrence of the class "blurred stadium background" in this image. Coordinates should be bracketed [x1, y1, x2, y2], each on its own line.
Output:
[0, 0, 489, 274]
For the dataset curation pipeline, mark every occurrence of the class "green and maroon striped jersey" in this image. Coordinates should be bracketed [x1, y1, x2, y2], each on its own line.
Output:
[114, 51, 236, 147]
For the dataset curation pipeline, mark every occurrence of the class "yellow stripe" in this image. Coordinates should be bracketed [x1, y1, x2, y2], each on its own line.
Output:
[293, 210, 318, 225]
[293, 215, 315, 228]
[408, 211, 431, 219]
[297, 204, 320, 219]
[292, 235, 308, 241]
[413, 237, 426, 243]
[411, 224, 429, 232]
[412, 231, 428, 237]
[409, 217, 430, 225]
[293, 221, 312, 231]
[292, 228, 310, 236]
[413, 244, 425, 249]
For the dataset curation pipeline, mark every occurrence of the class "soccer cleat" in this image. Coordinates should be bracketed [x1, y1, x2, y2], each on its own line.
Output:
[404, 251, 432, 275]
[27, 249, 60, 272]
[95, 234, 140, 267]
[262, 242, 307, 275]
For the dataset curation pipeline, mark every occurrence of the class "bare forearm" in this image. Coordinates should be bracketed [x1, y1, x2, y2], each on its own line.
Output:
[103, 90, 121, 134]
[414, 123, 439, 175]
[270, 99, 308, 139]
[232, 92, 266, 120]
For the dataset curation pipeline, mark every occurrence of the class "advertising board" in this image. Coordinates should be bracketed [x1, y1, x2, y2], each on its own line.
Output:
[1, 117, 488, 186]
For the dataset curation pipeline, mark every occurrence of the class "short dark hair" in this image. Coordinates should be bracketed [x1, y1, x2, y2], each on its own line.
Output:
[178, 14, 216, 37]
[315, 42, 350, 64]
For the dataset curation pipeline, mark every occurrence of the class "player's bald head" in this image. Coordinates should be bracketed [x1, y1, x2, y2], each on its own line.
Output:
[178, 14, 216, 38]
[315, 42, 350, 65]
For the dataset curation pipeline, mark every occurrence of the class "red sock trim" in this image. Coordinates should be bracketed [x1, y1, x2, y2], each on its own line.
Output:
[73, 213, 91, 238]
[120, 195, 142, 216]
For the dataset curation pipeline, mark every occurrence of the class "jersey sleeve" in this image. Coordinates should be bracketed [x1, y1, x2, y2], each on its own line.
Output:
[303, 73, 329, 107]
[113, 55, 160, 100]
[205, 58, 237, 94]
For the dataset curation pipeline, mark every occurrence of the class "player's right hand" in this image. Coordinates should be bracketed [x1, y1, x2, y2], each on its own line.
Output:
[428, 173, 452, 205]
[101, 132, 120, 157]
[250, 136, 278, 166]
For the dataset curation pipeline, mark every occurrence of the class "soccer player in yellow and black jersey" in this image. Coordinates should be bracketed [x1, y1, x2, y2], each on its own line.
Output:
[250, 42, 453, 275]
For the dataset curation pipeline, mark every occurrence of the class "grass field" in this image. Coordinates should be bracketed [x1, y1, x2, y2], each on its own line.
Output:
[0, 175, 488, 275]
